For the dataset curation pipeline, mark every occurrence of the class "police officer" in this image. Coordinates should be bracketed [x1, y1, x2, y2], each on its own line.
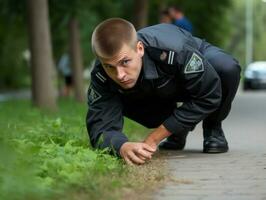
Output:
[87, 18, 241, 165]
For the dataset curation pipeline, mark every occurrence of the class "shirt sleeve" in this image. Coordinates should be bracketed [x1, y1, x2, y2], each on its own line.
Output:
[86, 71, 128, 156]
[162, 44, 222, 135]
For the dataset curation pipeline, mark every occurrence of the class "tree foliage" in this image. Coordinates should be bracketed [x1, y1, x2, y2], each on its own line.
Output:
[224, 0, 266, 66]
[0, 0, 28, 89]
[0, 0, 234, 90]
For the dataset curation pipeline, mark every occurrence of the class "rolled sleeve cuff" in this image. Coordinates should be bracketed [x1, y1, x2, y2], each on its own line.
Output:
[162, 115, 186, 135]
[110, 134, 128, 157]
[96, 131, 128, 157]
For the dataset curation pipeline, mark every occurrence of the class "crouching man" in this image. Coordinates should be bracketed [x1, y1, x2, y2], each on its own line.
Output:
[86, 18, 241, 165]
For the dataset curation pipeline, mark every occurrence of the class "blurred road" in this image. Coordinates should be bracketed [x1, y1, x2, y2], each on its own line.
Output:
[0, 90, 31, 102]
[155, 90, 266, 200]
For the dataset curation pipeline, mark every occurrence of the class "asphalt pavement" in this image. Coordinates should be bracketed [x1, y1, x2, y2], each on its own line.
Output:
[155, 90, 266, 200]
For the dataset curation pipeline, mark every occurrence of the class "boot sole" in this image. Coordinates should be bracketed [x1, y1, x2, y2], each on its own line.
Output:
[203, 147, 229, 153]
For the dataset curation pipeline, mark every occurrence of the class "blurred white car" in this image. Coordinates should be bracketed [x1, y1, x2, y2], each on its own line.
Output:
[243, 61, 266, 90]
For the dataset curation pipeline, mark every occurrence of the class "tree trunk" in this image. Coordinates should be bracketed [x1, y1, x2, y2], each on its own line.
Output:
[26, 0, 57, 110]
[132, 0, 149, 30]
[69, 17, 85, 102]
[158, 1, 167, 14]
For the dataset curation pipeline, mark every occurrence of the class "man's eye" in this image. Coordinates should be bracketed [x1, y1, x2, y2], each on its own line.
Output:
[122, 59, 130, 65]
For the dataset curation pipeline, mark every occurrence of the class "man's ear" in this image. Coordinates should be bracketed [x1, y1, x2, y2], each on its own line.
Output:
[137, 41, 144, 57]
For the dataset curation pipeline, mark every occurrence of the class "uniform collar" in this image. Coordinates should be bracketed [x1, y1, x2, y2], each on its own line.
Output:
[142, 49, 159, 79]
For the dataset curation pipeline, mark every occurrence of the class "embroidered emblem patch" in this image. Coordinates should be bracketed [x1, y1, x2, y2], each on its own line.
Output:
[160, 51, 167, 61]
[184, 53, 204, 74]
[88, 86, 102, 104]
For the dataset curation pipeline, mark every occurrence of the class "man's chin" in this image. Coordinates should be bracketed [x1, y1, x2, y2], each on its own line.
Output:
[120, 81, 136, 89]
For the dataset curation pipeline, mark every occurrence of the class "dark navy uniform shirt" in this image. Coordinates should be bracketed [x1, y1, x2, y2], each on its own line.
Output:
[86, 24, 222, 156]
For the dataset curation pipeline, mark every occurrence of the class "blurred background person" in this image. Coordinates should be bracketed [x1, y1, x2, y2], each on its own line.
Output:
[58, 53, 73, 97]
[168, 5, 193, 34]
[159, 9, 172, 23]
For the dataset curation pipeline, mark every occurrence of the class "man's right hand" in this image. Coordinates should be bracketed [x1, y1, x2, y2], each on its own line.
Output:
[119, 142, 156, 165]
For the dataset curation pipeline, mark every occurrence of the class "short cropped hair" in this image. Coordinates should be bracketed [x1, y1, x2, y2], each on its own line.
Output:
[161, 9, 170, 16]
[91, 18, 138, 58]
[168, 5, 184, 13]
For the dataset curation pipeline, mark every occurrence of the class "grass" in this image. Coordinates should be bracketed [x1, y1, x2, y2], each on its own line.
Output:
[0, 99, 166, 200]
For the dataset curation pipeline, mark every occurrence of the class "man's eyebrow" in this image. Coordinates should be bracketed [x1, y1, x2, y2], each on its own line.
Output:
[103, 56, 129, 67]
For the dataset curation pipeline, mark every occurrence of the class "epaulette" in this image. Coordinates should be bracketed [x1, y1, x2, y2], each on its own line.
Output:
[95, 71, 107, 83]
[145, 46, 181, 75]
[145, 46, 181, 65]
[92, 60, 108, 84]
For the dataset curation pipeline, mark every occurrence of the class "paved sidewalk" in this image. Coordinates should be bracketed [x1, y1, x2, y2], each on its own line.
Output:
[155, 91, 266, 200]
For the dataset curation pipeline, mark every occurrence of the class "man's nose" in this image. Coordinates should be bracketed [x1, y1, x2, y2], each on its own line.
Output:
[116, 66, 126, 80]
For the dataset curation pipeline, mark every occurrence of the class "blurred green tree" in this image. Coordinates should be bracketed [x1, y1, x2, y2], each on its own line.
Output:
[26, 0, 57, 110]
[48, 0, 125, 102]
[0, 0, 234, 92]
[132, 0, 149, 30]
[224, 0, 266, 67]
[251, 0, 266, 62]
[0, 0, 28, 89]
[148, 0, 232, 46]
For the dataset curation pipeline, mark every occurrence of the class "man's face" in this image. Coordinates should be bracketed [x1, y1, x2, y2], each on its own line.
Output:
[168, 8, 182, 20]
[99, 41, 144, 89]
[160, 15, 172, 23]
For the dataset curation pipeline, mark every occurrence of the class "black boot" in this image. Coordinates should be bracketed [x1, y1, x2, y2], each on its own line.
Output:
[159, 131, 189, 150]
[203, 127, 229, 153]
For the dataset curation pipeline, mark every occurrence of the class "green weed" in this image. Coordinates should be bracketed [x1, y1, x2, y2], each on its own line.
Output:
[0, 99, 162, 200]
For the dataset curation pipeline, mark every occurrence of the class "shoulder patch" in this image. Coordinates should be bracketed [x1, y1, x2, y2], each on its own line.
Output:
[184, 53, 204, 74]
[88, 86, 102, 104]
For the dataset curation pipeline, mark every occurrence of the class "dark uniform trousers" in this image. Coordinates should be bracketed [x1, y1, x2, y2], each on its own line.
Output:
[122, 42, 241, 131]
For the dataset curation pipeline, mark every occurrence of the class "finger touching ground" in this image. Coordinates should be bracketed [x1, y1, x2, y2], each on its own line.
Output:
[124, 156, 134, 166]
[128, 152, 146, 165]
[138, 155, 148, 161]
[137, 149, 152, 160]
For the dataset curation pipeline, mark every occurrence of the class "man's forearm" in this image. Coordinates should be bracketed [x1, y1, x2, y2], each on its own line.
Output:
[144, 124, 172, 148]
